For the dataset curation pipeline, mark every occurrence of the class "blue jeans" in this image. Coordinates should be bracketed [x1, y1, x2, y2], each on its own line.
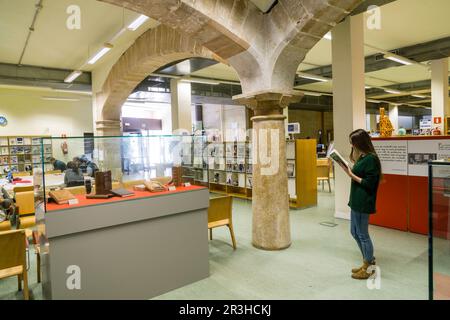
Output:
[351, 210, 375, 263]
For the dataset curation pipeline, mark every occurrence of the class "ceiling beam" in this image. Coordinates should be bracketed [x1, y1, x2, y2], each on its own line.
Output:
[295, 36, 450, 86]
[0, 63, 92, 92]
[350, 0, 397, 16]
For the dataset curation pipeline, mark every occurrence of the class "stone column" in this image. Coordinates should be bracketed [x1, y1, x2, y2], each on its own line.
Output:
[389, 104, 399, 135]
[170, 79, 193, 134]
[95, 120, 123, 181]
[234, 91, 303, 250]
[431, 58, 449, 134]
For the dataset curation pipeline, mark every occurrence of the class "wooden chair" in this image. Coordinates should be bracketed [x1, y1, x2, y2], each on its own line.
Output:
[15, 191, 36, 229]
[208, 196, 236, 250]
[32, 231, 41, 283]
[13, 186, 34, 193]
[317, 159, 332, 193]
[0, 230, 29, 300]
[0, 220, 11, 232]
[46, 170, 62, 174]
[13, 172, 31, 178]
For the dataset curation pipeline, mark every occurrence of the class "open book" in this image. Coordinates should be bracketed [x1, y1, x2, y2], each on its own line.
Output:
[327, 143, 350, 170]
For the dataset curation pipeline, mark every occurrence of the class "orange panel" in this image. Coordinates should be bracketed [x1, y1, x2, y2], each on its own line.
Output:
[408, 176, 429, 235]
[370, 174, 408, 231]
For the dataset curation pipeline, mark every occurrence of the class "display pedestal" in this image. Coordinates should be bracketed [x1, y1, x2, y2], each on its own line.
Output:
[38, 187, 210, 300]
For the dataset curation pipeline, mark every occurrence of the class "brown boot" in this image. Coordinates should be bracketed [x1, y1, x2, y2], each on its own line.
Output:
[352, 262, 366, 274]
[351, 260, 376, 280]
[352, 258, 376, 274]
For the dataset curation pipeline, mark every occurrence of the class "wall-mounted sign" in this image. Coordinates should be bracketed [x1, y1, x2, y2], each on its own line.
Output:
[434, 117, 442, 125]
[0, 116, 7, 127]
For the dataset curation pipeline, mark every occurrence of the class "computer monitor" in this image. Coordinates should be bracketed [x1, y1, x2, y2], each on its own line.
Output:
[317, 144, 325, 153]
[288, 123, 300, 134]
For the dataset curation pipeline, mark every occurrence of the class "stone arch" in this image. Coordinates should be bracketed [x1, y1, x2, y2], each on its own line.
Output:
[97, 24, 214, 121]
[268, 0, 364, 91]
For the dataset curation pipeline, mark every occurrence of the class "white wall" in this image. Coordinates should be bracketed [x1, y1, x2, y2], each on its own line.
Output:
[0, 87, 94, 162]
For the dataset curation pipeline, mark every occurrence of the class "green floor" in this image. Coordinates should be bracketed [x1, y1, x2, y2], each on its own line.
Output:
[0, 188, 431, 300]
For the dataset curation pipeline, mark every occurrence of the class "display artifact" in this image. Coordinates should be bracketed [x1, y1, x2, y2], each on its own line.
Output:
[379, 108, 394, 137]
[86, 171, 113, 199]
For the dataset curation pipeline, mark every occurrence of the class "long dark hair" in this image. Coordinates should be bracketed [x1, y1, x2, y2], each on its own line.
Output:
[349, 129, 382, 173]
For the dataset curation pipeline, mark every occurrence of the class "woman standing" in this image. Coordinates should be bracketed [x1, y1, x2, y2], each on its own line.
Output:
[341, 129, 382, 280]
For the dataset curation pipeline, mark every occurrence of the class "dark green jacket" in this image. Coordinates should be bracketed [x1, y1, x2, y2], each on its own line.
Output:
[348, 153, 381, 214]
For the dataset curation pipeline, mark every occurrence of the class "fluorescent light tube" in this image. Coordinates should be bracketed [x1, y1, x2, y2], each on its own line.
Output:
[127, 15, 149, 31]
[180, 78, 220, 85]
[412, 94, 428, 99]
[297, 72, 330, 82]
[87, 46, 112, 65]
[42, 96, 80, 102]
[365, 86, 372, 89]
[64, 70, 82, 83]
[384, 53, 414, 66]
[367, 99, 382, 104]
[303, 91, 322, 97]
[384, 88, 402, 95]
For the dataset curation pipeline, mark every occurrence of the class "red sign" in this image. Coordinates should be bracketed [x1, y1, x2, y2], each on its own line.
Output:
[434, 117, 442, 124]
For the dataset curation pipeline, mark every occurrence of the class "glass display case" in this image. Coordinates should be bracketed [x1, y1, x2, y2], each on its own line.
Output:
[428, 161, 450, 300]
[35, 135, 201, 213]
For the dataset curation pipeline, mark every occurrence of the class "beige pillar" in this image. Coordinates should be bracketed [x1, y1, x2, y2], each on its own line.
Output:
[369, 113, 378, 132]
[431, 58, 449, 133]
[389, 104, 399, 135]
[95, 120, 123, 181]
[170, 79, 193, 134]
[234, 91, 303, 250]
[331, 15, 366, 220]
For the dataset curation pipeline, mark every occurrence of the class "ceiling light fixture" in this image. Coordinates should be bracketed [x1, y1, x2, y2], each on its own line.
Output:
[412, 94, 429, 99]
[41, 96, 80, 102]
[384, 88, 402, 95]
[365, 86, 372, 89]
[64, 70, 83, 83]
[303, 91, 322, 97]
[367, 99, 382, 104]
[383, 53, 415, 66]
[323, 32, 332, 40]
[127, 15, 149, 31]
[297, 72, 330, 82]
[180, 78, 220, 85]
[87, 44, 113, 65]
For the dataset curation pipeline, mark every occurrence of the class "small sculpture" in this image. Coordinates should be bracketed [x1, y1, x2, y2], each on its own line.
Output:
[379, 108, 394, 137]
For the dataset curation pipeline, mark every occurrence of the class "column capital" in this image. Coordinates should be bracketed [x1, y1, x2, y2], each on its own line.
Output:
[95, 120, 122, 136]
[233, 90, 304, 116]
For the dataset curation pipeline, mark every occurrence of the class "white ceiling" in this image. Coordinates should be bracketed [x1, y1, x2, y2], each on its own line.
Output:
[195, 0, 450, 94]
[0, 0, 448, 96]
[0, 0, 157, 71]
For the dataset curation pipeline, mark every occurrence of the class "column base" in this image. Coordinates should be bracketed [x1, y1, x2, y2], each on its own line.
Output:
[252, 242, 292, 251]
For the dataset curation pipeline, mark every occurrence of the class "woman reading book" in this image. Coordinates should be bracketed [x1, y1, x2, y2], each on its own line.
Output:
[339, 129, 382, 280]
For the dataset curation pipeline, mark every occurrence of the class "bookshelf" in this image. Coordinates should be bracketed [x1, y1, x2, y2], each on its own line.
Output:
[0, 135, 53, 176]
[182, 137, 317, 208]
